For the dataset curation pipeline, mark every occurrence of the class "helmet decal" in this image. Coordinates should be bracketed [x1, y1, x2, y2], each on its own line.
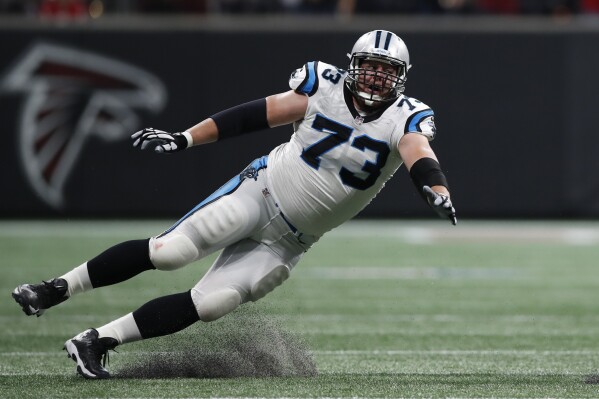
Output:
[374, 30, 392, 51]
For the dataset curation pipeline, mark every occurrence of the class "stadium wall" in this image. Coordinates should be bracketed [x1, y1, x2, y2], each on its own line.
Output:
[0, 16, 598, 219]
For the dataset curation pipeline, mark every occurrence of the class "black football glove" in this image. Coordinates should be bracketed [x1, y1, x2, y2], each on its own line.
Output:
[131, 127, 189, 153]
[423, 185, 457, 226]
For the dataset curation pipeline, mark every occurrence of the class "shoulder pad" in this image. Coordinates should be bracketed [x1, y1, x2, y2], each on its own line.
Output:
[289, 61, 320, 96]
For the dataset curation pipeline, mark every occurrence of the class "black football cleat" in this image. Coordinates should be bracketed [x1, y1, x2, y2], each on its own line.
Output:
[12, 278, 69, 317]
[63, 328, 118, 379]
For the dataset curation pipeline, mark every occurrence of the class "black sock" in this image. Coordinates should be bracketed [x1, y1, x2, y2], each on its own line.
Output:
[132, 290, 200, 339]
[87, 239, 155, 288]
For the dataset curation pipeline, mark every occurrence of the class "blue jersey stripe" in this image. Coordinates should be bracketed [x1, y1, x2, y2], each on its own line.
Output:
[160, 156, 268, 237]
[407, 109, 434, 132]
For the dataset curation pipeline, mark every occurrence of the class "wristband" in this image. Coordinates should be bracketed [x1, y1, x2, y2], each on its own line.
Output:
[409, 157, 449, 198]
[181, 131, 193, 147]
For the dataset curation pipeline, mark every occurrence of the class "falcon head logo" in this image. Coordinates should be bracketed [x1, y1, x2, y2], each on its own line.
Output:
[1, 42, 167, 208]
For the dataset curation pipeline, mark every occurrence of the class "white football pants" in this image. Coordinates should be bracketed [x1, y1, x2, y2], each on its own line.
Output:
[148, 156, 318, 321]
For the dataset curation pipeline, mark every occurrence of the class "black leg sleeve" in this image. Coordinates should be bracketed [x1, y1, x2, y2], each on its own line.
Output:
[132, 290, 200, 339]
[87, 239, 155, 288]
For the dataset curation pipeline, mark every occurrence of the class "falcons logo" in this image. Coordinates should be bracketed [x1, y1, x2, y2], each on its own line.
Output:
[1, 42, 166, 208]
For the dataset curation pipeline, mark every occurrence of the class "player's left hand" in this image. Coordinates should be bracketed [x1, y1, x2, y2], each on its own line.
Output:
[423, 185, 457, 226]
[131, 127, 189, 153]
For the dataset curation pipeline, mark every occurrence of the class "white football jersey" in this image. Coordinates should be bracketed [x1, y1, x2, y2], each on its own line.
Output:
[267, 61, 436, 237]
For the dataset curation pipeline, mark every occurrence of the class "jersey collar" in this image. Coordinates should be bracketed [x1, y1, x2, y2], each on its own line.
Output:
[343, 85, 395, 123]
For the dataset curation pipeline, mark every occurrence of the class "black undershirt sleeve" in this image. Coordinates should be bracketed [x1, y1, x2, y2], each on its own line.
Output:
[210, 98, 269, 140]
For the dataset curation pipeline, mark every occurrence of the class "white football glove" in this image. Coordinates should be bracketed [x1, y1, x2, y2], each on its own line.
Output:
[423, 185, 457, 226]
[131, 127, 191, 153]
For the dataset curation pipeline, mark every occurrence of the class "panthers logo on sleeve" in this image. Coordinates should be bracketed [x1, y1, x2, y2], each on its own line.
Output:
[404, 108, 436, 140]
[289, 61, 320, 96]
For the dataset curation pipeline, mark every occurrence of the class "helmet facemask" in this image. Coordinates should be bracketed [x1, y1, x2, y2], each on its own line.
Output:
[346, 52, 407, 106]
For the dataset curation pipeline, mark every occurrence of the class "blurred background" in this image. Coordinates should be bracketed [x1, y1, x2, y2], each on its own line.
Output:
[2, 0, 599, 17]
[0, 0, 598, 220]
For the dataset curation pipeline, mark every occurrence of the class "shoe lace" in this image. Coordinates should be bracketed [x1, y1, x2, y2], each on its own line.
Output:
[102, 347, 118, 368]
[98, 343, 118, 368]
[40, 280, 56, 293]
[81, 335, 117, 369]
[101, 349, 109, 368]
[40, 279, 68, 302]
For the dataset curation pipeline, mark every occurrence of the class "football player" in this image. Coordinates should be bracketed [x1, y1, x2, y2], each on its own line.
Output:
[12, 30, 457, 379]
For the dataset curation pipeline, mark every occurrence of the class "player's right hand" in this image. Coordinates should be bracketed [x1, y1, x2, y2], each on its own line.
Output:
[131, 127, 189, 153]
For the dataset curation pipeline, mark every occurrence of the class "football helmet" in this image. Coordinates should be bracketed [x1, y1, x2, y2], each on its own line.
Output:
[345, 30, 411, 105]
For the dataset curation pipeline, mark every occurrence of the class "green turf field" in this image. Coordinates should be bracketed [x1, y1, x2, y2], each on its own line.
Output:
[2, 219, 599, 398]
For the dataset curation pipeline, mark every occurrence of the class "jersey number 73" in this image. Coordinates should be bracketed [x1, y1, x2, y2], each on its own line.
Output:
[300, 114, 390, 191]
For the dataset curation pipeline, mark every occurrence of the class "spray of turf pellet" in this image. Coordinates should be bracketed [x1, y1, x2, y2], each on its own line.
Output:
[585, 374, 599, 384]
[114, 306, 317, 379]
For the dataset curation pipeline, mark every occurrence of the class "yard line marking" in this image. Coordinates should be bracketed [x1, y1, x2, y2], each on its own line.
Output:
[69, 397, 599, 399]
[0, 397, 593, 399]
[331, 220, 599, 245]
[313, 349, 599, 355]
[0, 372, 63, 376]
[302, 266, 519, 280]
[291, 314, 599, 322]
[4, 349, 599, 356]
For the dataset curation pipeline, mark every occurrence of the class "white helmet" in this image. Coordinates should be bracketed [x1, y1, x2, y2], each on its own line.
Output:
[345, 30, 411, 105]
